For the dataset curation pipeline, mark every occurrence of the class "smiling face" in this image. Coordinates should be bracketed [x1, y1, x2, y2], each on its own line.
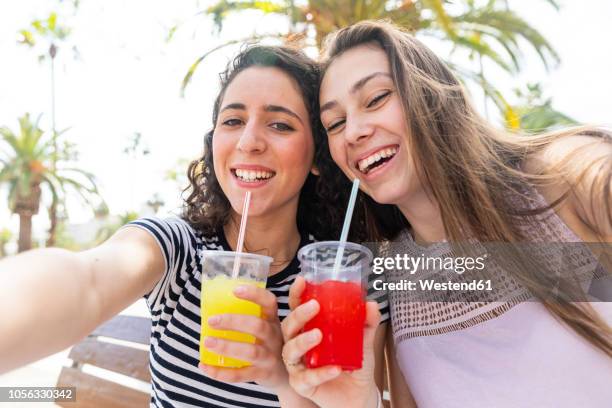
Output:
[320, 43, 422, 206]
[212, 66, 315, 218]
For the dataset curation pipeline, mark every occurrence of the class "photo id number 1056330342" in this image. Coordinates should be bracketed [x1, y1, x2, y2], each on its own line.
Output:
[0, 387, 76, 402]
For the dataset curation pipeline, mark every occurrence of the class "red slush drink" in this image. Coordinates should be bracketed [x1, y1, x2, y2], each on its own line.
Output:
[301, 279, 366, 370]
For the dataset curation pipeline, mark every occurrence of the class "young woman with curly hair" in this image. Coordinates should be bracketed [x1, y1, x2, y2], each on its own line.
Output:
[0, 45, 389, 407]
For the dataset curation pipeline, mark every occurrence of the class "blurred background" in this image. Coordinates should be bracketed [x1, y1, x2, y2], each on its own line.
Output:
[2, 0, 612, 255]
[1, 0, 611, 403]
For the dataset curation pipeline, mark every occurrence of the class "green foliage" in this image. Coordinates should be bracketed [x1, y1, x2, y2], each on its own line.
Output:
[165, 157, 192, 194]
[184, 0, 567, 123]
[511, 83, 577, 132]
[181, 34, 287, 94]
[198, 0, 559, 72]
[0, 114, 103, 247]
[94, 211, 140, 245]
[123, 132, 150, 158]
[18, 11, 72, 57]
[0, 228, 12, 258]
[51, 207, 82, 251]
[439, 2, 559, 73]
[207, 0, 288, 33]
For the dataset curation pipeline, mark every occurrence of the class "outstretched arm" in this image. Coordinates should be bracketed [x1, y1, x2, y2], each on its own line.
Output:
[0, 226, 164, 373]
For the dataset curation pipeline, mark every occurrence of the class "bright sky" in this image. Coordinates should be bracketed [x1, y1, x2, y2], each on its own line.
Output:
[1, 0, 611, 243]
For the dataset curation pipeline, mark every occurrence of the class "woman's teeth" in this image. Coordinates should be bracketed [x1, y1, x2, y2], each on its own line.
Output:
[235, 169, 274, 182]
[357, 147, 398, 173]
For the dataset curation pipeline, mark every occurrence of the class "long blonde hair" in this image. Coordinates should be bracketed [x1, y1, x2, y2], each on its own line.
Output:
[320, 20, 612, 356]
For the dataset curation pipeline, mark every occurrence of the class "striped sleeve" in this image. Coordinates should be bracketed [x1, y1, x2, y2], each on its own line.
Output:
[367, 270, 390, 323]
[123, 216, 197, 315]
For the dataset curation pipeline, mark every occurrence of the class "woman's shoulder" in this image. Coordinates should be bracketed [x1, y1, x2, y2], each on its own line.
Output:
[128, 215, 227, 250]
[129, 215, 194, 238]
[523, 132, 612, 242]
[523, 132, 611, 176]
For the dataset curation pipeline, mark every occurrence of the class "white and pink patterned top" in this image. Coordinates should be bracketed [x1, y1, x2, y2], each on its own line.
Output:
[384, 189, 612, 407]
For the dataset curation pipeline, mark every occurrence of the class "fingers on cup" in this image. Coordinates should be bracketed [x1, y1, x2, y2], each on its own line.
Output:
[365, 301, 381, 328]
[199, 363, 257, 383]
[288, 276, 306, 310]
[234, 285, 278, 318]
[281, 299, 320, 341]
[204, 337, 267, 365]
[208, 313, 270, 339]
[282, 329, 321, 367]
[290, 366, 341, 395]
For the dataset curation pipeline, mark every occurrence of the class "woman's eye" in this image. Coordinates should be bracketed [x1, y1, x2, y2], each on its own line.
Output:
[222, 118, 242, 127]
[326, 119, 345, 133]
[367, 91, 391, 108]
[270, 122, 295, 132]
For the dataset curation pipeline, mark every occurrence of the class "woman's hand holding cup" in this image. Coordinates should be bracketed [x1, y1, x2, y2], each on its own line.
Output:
[281, 276, 382, 408]
[199, 284, 290, 391]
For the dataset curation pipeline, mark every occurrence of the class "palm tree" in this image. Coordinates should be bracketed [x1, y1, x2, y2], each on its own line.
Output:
[183, 0, 560, 119]
[0, 114, 101, 252]
[18, 10, 76, 245]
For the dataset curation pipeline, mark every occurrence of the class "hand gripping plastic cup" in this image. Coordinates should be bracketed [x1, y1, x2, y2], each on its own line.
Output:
[200, 251, 272, 368]
[298, 241, 372, 370]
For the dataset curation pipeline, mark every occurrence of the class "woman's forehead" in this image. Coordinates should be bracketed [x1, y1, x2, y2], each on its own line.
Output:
[321, 44, 390, 99]
[222, 66, 308, 113]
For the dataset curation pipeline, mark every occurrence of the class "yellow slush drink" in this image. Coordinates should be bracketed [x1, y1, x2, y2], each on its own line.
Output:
[200, 275, 265, 368]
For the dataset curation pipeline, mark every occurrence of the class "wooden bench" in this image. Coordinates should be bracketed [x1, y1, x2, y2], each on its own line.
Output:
[56, 315, 151, 407]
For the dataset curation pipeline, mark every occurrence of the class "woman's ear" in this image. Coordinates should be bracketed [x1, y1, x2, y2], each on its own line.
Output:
[310, 165, 320, 176]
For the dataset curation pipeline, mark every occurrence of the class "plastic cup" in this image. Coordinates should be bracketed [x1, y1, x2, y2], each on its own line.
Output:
[200, 250, 272, 368]
[297, 241, 373, 370]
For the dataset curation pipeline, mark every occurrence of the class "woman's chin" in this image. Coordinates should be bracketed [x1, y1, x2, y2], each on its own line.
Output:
[369, 187, 407, 207]
[229, 201, 269, 218]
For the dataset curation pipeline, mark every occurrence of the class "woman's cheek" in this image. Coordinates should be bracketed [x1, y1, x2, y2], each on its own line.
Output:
[328, 139, 343, 168]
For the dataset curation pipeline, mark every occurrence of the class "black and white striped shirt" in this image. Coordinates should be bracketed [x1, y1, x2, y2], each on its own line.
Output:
[127, 217, 389, 408]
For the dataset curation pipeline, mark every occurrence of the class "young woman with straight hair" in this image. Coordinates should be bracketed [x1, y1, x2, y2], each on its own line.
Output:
[281, 20, 612, 408]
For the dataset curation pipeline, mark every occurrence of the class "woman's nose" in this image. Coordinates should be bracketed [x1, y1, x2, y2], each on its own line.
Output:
[344, 116, 374, 145]
[236, 122, 266, 153]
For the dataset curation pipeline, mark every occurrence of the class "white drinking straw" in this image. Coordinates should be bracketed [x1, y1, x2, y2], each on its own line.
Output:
[332, 178, 360, 278]
[231, 191, 251, 279]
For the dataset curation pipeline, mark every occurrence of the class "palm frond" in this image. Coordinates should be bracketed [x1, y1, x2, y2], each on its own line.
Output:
[181, 33, 288, 95]
[453, 35, 513, 73]
[519, 107, 577, 133]
[447, 60, 515, 116]
[0, 127, 21, 153]
[421, 0, 456, 38]
[452, 8, 559, 70]
[41, 174, 60, 204]
[206, 0, 289, 32]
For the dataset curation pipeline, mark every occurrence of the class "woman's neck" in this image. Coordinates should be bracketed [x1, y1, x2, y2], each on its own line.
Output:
[223, 207, 301, 275]
[396, 188, 446, 246]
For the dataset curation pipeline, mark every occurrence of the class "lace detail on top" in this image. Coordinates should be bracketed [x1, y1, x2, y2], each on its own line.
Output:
[383, 184, 604, 343]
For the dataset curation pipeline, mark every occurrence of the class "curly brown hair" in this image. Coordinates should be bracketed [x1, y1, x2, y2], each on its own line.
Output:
[182, 44, 345, 241]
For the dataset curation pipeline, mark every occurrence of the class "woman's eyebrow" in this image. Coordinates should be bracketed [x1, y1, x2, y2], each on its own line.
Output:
[220, 102, 245, 112]
[350, 72, 391, 95]
[265, 104, 303, 124]
[219, 102, 303, 124]
[320, 71, 392, 114]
